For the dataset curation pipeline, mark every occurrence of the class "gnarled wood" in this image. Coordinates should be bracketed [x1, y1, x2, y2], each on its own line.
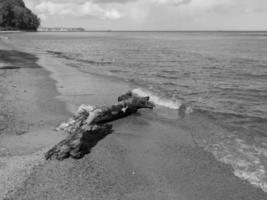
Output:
[45, 92, 154, 160]
[45, 124, 112, 160]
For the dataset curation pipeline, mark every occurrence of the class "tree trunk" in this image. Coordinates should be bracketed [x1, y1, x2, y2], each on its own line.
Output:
[45, 92, 154, 160]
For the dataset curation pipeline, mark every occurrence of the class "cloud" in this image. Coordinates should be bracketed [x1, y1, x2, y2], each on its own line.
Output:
[153, 0, 192, 6]
[24, 0, 267, 30]
[186, 0, 267, 15]
[35, 1, 122, 20]
[93, 0, 136, 3]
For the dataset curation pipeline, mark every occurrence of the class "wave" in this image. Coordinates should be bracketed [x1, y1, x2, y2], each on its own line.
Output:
[132, 88, 267, 192]
[132, 88, 181, 109]
[46, 50, 112, 66]
[131, 88, 193, 115]
[156, 74, 178, 80]
[195, 108, 267, 124]
[80, 59, 112, 65]
[132, 88, 194, 116]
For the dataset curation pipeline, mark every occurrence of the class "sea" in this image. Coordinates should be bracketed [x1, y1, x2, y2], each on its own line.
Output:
[3, 31, 267, 192]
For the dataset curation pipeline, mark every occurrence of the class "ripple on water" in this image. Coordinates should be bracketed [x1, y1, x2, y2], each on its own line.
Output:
[0, 114, 8, 132]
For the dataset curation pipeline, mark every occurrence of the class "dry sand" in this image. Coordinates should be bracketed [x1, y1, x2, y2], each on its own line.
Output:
[0, 41, 68, 199]
[1, 37, 267, 200]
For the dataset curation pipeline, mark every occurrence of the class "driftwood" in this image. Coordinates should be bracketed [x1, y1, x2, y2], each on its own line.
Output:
[45, 92, 154, 160]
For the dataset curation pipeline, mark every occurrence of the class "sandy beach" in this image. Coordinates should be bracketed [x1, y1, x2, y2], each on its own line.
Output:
[0, 38, 69, 199]
[1, 35, 267, 200]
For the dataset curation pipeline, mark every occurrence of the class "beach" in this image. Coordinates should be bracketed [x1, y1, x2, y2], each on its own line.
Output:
[0, 37, 69, 199]
[1, 33, 267, 200]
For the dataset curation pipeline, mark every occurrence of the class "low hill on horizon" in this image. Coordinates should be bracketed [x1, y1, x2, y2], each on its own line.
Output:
[0, 0, 40, 31]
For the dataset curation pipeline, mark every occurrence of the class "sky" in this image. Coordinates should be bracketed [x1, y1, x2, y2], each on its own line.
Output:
[24, 0, 267, 30]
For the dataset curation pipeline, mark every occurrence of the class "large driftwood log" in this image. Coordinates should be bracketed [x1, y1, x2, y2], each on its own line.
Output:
[45, 124, 112, 160]
[45, 92, 154, 160]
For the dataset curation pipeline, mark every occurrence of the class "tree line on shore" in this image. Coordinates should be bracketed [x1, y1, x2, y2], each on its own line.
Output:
[0, 0, 40, 31]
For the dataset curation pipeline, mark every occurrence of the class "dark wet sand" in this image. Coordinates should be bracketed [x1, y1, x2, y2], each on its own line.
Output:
[1, 38, 267, 200]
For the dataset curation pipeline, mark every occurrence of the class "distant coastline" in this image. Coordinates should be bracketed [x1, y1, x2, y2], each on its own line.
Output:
[2, 29, 267, 33]
[37, 27, 85, 32]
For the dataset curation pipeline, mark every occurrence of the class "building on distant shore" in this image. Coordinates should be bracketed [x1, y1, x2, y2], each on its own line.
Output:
[38, 27, 85, 32]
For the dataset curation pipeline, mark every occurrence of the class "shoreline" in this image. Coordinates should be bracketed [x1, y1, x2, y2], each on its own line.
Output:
[37, 53, 133, 113]
[1, 36, 267, 200]
[0, 39, 69, 199]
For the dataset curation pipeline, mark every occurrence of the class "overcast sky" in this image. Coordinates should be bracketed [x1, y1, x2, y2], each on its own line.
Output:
[24, 0, 267, 30]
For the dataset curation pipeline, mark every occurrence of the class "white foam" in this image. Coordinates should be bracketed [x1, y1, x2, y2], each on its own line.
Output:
[132, 88, 182, 110]
[205, 138, 267, 193]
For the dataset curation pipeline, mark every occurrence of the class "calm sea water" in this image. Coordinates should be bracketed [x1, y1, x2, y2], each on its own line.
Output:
[5, 31, 267, 192]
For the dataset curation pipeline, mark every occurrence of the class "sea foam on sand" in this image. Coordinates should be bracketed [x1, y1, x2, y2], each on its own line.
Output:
[205, 137, 267, 192]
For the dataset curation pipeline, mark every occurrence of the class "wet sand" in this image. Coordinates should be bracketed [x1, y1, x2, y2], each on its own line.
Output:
[1, 38, 267, 200]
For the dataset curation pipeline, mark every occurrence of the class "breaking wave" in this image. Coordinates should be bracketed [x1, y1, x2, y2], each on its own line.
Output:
[132, 88, 182, 110]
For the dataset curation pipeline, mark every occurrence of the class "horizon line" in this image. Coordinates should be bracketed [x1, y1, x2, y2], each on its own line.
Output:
[37, 29, 267, 32]
[37, 27, 267, 32]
